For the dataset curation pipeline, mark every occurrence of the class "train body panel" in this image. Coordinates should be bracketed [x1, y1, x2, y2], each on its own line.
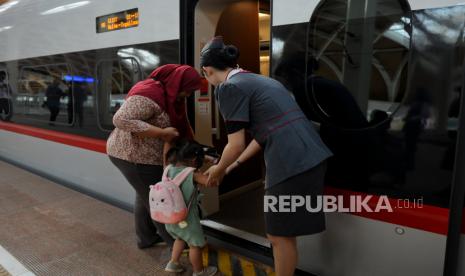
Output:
[1, 0, 465, 275]
[0, 128, 134, 209]
[0, 125, 452, 276]
[0, 0, 179, 62]
[298, 213, 446, 275]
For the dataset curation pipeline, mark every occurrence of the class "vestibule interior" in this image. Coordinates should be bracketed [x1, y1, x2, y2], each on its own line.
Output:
[194, 0, 270, 237]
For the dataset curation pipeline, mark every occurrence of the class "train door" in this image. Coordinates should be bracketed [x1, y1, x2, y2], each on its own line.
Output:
[192, 0, 271, 239]
[272, 0, 465, 275]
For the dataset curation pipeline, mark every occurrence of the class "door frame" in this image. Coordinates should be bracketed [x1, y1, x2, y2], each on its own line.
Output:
[180, 0, 199, 131]
[443, 58, 465, 276]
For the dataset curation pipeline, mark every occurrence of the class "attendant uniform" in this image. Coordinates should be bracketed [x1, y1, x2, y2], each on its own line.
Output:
[215, 70, 332, 236]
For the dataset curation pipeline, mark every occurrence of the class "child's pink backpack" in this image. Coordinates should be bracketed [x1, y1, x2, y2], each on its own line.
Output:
[149, 165, 196, 224]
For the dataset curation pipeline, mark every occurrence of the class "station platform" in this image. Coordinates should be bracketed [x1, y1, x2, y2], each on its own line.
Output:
[0, 160, 276, 276]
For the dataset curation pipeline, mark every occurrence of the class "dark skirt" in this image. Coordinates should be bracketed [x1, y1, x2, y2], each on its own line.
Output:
[264, 161, 327, 237]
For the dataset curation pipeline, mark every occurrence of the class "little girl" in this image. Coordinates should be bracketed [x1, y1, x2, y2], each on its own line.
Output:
[163, 140, 218, 276]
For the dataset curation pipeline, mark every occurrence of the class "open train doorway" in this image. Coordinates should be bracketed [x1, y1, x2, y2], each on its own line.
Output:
[193, 0, 271, 242]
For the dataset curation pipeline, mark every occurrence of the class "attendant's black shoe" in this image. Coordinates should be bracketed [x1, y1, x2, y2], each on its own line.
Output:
[137, 235, 165, 249]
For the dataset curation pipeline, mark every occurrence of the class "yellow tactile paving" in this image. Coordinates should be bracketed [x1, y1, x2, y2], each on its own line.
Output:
[202, 246, 210, 268]
[240, 258, 257, 276]
[218, 250, 233, 276]
[266, 268, 276, 276]
[202, 246, 275, 276]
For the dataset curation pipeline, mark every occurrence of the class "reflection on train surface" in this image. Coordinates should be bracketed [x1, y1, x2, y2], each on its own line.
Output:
[1, 0, 465, 275]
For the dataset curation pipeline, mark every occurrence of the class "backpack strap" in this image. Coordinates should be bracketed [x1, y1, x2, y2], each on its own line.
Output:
[186, 185, 199, 212]
[162, 165, 173, 181]
[171, 167, 196, 186]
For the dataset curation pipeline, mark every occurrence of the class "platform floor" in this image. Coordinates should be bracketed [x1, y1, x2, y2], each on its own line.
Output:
[0, 161, 275, 276]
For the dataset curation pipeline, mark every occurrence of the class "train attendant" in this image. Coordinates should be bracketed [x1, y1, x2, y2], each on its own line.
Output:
[107, 64, 201, 249]
[201, 37, 332, 276]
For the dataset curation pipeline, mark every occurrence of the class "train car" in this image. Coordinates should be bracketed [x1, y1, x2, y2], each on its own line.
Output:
[1, 0, 465, 275]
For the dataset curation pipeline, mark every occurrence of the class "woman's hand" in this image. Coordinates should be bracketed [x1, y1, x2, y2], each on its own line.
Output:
[133, 126, 179, 141]
[163, 142, 172, 167]
[161, 127, 180, 142]
[204, 165, 226, 187]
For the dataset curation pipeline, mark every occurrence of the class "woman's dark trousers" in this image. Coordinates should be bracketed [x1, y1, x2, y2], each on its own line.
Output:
[109, 156, 174, 247]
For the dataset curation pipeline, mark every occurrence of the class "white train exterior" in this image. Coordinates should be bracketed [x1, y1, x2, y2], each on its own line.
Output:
[1, 1, 465, 275]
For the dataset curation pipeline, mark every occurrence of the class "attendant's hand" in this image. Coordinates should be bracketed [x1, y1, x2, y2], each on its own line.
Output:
[204, 165, 225, 187]
[161, 127, 179, 142]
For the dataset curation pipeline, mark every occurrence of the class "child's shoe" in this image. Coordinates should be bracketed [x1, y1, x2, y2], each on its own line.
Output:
[192, 266, 218, 276]
[165, 261, 185, 273]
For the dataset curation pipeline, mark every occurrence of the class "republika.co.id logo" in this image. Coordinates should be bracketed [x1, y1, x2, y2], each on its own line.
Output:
[264, 195, 424, 213]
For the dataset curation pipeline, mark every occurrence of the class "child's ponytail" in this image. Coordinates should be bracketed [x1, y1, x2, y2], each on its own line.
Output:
[166, 145, 181, 165]
[166, 140, 205, 169]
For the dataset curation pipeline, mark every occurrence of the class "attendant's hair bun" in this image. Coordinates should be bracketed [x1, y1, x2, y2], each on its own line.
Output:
[200, 43, 240, 70]
[223, 45, 239, 61]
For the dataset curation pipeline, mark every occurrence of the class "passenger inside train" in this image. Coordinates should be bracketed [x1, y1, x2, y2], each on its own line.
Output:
[0, 71, 12, 121]
[44, 78, 65, 125]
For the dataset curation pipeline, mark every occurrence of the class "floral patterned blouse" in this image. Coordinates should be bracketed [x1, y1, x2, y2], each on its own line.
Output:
[106, 95, 170, 165]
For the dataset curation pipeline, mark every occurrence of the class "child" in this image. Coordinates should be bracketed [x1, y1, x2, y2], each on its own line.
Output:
[163, 140, 218, 276]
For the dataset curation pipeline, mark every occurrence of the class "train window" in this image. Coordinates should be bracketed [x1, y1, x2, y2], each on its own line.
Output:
[0, 70, 12, 121]
[309, 0, 465, 207]
[273, 1, 465, 207]
[306, 0, 411, 127]
[0, 41, 177, 139]
[96, 57, 142, 130]
[16, 64, 73, 126]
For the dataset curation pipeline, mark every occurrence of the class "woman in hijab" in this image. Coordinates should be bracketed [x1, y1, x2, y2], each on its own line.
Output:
[201, 37, 332, 276]
[107, 64, 201, 248]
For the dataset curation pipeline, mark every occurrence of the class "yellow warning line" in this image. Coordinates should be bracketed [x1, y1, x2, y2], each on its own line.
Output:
[218, 250, 233, 276]
[266, 268, 276, 276]
[240, 258, 256, 276]
[201, 246, 275, 276]
[202, 246, 209, 267]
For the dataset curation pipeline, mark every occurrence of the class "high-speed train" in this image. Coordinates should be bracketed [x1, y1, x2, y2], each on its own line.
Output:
[1, 0, 465, 275]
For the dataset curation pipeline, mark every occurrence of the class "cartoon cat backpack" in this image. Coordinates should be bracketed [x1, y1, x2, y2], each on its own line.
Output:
[149, 165, 197, 227]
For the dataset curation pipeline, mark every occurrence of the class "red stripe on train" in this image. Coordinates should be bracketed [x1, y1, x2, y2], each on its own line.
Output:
[324, 187, 450, 235]
[0, 121, 460, 236]
[0, 121, 107, 153]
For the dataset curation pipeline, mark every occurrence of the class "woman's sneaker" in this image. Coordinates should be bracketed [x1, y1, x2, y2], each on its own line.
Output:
[164, 261, 185, 273]
[192, 266, 218, 276]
